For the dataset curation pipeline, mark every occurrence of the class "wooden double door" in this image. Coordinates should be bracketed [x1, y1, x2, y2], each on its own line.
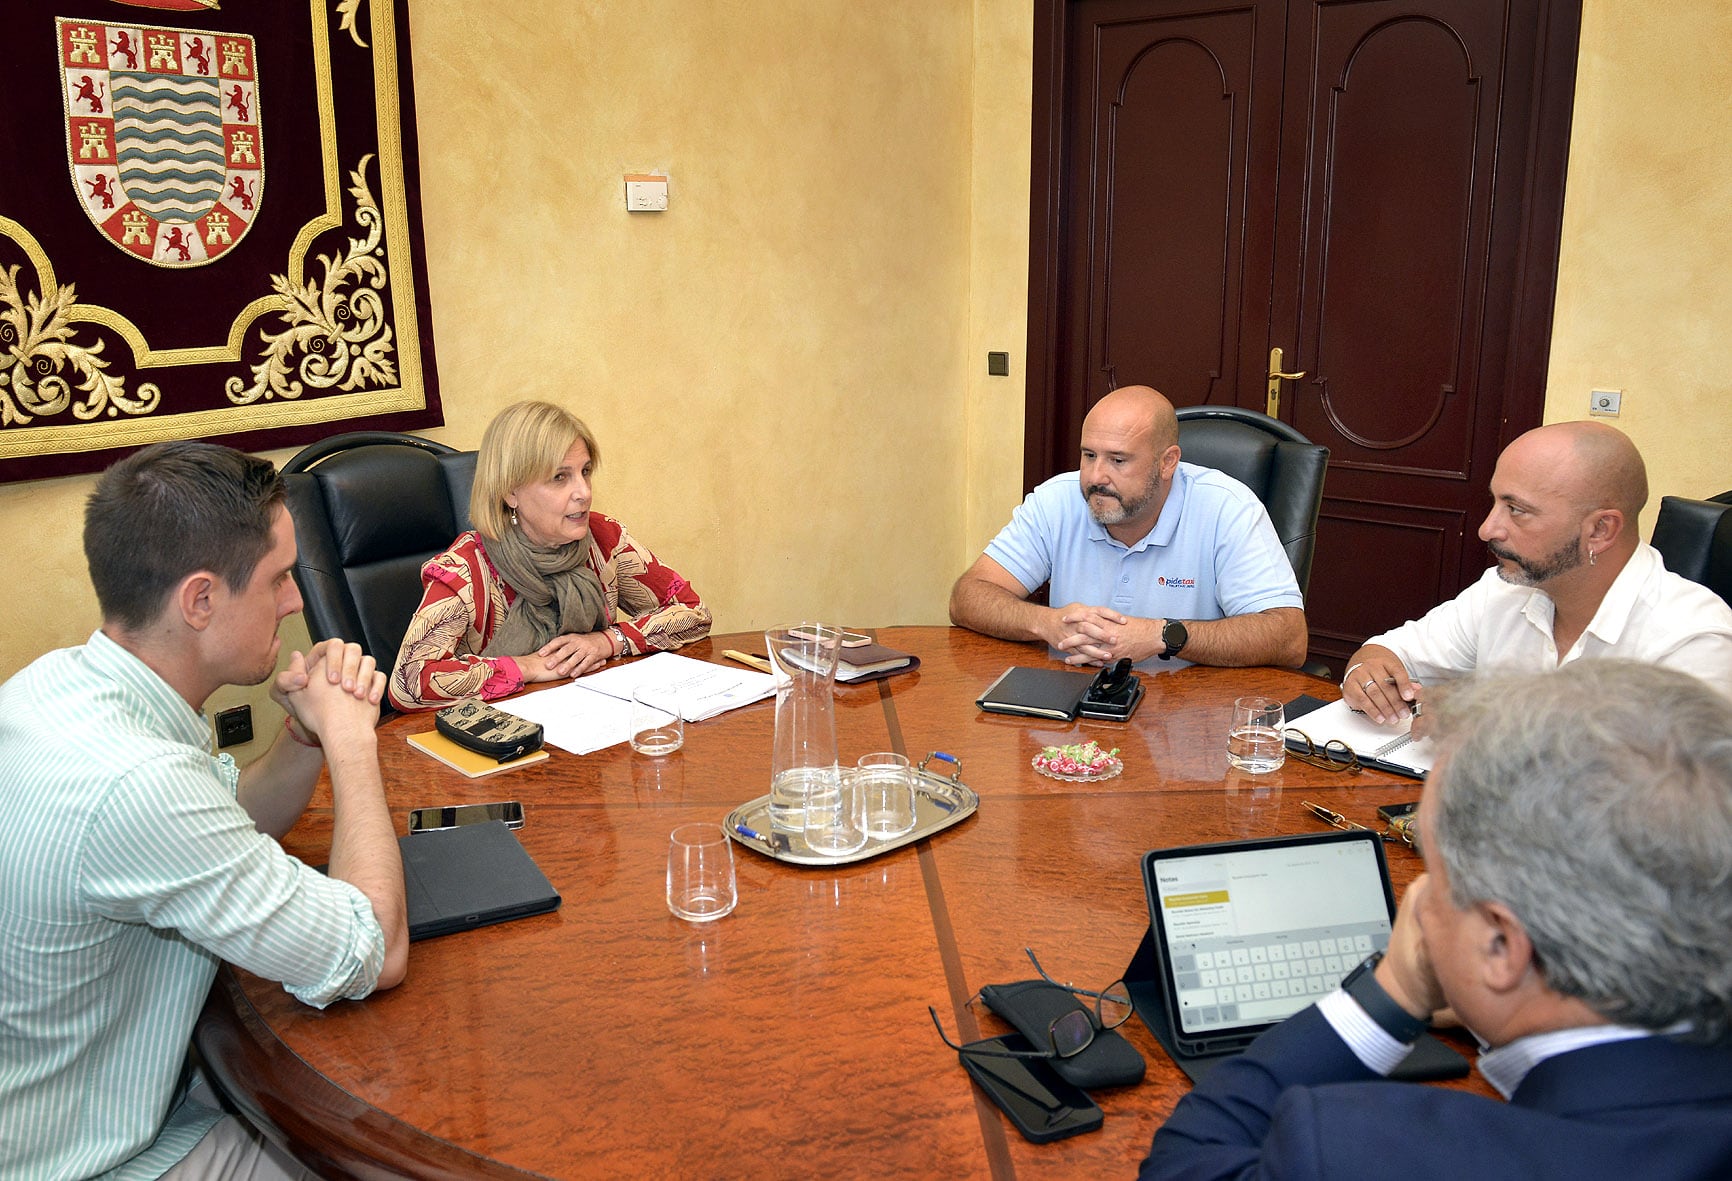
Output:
[1025, 0, 1582, 668]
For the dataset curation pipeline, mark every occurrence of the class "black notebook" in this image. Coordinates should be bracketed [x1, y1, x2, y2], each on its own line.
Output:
[976, 666, 1095, 720]
[400, 820, 561, 941]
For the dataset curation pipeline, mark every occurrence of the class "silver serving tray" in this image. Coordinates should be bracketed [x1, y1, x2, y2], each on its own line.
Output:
[725, 752, 978, 866]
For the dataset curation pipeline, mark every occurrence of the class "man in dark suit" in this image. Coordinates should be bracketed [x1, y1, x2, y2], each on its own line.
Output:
[1142, 660, 1732, 1180]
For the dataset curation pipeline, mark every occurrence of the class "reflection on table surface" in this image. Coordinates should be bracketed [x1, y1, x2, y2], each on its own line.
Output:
[196, 626, 1470, 1180]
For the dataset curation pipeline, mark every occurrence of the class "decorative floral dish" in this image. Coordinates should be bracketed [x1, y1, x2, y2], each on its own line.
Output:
[1032, 741, 1123, 782]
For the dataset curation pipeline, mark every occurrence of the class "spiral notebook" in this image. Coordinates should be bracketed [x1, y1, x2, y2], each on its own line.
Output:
[1282, 695, 1434, 779]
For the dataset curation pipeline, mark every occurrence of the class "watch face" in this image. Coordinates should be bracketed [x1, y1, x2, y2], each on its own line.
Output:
[1164, 620, 1187, 653]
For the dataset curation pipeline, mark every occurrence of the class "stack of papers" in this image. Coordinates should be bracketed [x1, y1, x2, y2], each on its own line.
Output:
[494, 652, 776, 755]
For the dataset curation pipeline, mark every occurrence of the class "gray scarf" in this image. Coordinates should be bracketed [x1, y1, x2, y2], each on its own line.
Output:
[480, 526, 608, 657]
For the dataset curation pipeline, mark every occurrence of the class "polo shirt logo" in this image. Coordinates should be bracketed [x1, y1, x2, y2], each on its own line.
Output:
[1158, 576, 1197, 588]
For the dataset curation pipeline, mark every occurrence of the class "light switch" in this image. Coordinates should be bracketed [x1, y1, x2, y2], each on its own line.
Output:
[1589, 389, 1622, 416]
[625, 173, 668, 212]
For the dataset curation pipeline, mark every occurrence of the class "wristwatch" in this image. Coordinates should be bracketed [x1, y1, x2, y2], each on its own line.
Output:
[1341, 951, 1428, 1043]
[607, 625, 628, 657]
[1157, 619, 1188, 661]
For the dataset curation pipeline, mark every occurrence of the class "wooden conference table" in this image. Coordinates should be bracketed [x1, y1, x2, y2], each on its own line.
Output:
[196, 626, 1468, 1179]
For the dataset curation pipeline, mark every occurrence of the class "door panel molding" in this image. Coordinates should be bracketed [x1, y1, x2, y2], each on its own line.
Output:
[1098, 33, 1241, 402]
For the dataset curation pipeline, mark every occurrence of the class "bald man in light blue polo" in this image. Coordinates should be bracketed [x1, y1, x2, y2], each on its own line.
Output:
[950, 386, 1308, 670]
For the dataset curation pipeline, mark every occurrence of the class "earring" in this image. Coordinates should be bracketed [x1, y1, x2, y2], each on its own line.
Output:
[1588, 547, 1596, 566]
[510, 507, 519, 527]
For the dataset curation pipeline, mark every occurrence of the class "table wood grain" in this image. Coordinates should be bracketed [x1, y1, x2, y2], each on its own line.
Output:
[196, 627, 1472, 1179]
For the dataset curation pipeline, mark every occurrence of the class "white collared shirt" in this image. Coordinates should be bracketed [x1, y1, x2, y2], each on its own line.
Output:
[1320, 986, 1678, 1097]
[1369, 543, 1732, 697]
[1476, 1024, 1674, 1098]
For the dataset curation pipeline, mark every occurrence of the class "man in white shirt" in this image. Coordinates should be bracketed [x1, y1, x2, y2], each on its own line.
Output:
[1345, 420, 1732, 725]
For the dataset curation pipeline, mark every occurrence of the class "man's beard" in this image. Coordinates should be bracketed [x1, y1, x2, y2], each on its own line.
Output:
[1489, 536, 1583, 585]
[1084, 469, 1160, 526]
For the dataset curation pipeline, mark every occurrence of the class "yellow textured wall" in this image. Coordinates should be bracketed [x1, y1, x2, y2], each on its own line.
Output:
[966, 0, 1034, 556]
[1544, 0, 1732, 522]
[409, 0, 974, 630]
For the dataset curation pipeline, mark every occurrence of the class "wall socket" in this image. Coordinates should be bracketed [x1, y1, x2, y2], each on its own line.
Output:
[215, 704, 253, 747]
[1589, 388, 1622, 416]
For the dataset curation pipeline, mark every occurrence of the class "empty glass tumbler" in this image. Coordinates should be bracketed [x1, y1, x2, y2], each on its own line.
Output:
[856, 752, 918, 839]
[666, 823, 738, 922]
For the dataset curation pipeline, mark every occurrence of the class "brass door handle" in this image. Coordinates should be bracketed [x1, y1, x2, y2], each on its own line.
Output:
[1265, 347, 1306, 417]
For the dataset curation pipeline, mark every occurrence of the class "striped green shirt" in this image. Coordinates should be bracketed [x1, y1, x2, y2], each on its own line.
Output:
[0, 631, 385, 1179]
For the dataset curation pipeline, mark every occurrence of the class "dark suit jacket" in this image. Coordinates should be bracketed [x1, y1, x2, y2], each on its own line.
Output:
[1141, 1005, 1732, 1181]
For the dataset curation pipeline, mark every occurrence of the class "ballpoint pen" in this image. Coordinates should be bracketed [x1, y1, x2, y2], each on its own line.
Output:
[1302, 800, 1386, 839]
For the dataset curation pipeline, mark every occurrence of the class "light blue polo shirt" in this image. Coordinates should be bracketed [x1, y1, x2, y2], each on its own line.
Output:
[984, 463, 1303, 667]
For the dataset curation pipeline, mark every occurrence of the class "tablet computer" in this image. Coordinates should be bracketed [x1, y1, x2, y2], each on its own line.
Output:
[1123, 829, 1466, 1082]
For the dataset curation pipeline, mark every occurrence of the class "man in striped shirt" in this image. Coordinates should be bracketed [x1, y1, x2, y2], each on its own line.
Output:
[0, 442, 409, 1179]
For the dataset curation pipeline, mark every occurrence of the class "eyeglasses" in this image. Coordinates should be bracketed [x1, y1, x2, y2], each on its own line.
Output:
[1285, 729, 1362, 773]
[1302, 800, 1414, 847]
[928, 948, 1133, 1060]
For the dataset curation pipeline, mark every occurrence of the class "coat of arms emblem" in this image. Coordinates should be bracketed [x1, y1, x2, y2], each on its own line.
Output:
[57, 16, 261, 268]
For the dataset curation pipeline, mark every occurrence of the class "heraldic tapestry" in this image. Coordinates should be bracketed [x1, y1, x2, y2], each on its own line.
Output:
[0, 0, 442, 483]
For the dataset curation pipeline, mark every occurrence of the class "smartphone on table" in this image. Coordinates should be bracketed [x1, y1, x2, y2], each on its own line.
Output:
[957, 1033, 1103, 1143]
[407, 801, 525, 834]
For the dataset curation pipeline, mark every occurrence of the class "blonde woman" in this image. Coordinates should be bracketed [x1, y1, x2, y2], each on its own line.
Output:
[389, 401, 710, 710]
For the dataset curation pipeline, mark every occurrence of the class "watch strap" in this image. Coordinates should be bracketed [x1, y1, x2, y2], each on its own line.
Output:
[1158, 619, 1188, 661]
[1342, 951, 1428, 1043]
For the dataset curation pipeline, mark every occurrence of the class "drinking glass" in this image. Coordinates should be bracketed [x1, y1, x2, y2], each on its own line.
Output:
[630, 684, 685, 756]
[856, 751, 918, 839]
[804, 768, 869, 857]
[666, 823, 737, 922]
[1227, 696, 1286, 773]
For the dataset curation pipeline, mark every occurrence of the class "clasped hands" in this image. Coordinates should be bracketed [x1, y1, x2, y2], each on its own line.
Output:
[1049, 604, 1164, 667]
[520, 630, 618, 682]
[273, 638, 386, 747]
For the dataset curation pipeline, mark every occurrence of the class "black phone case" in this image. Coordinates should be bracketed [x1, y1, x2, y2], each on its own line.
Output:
[959, 1035, 1103, 1143]
[977, 979, 1146, 1089]
[1078, 676, 1144, 720]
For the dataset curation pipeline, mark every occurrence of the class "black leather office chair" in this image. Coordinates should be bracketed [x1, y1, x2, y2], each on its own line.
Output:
[1651, 493, 1732, 606]
[281, 432, 478, 677]
[1174, 406, 1330, 596]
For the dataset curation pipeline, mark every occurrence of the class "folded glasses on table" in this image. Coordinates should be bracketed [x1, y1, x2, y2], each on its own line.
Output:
[928, 948, 1133, 1060]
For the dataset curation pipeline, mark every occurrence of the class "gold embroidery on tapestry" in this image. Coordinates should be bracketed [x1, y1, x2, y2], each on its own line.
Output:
[0, 266, 161, 425]
[226, 156, 395, 404]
